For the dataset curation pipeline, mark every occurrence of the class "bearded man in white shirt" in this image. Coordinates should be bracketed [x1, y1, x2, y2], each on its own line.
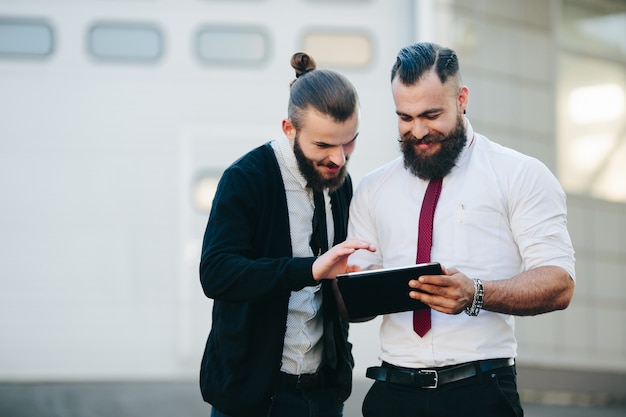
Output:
[346, 42, 576, 417]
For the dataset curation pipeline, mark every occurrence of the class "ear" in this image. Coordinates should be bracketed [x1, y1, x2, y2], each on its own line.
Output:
[282, 118, 296, 140]
[458, 86, 470, 113]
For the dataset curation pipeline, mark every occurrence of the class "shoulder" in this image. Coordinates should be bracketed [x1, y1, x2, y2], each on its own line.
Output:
[229, 142, 276, 171]
[471, 134, 564, 196]
[213, 143, 282, 204]
[222, 142, 279, 181]
[353, 156, 409, 201]
[473, 134, 532, 162]
[473, 134, 556, 178]
[356, 156, 406, 191]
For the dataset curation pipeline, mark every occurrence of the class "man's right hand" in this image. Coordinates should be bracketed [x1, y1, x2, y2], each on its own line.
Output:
[311, 238, 376, 281]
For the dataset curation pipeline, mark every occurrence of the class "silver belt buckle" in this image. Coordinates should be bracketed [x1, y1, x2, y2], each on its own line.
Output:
[419, 369, 438, 388]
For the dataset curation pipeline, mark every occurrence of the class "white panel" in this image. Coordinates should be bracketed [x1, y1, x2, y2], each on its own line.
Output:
[519, 87, 554, 139]
[592, 206, 623, 254]
[561, 303, 594, 355]
[517, 29, 553, 84]
[0, 0, 417, 381]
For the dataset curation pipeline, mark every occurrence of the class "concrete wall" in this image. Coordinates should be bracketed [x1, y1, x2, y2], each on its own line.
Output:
[431, 0, 626, 373]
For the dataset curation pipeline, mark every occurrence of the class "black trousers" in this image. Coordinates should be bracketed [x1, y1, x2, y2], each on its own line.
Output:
[211, 371, 343, 417]
[362, 365, 523, 417]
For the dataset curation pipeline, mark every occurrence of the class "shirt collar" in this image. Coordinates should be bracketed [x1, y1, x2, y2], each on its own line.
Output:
[274, 135, 309, 190]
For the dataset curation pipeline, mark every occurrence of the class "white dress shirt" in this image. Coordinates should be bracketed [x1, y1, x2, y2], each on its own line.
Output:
[272, 136, 334, 375]
[347, 119, 575, 369]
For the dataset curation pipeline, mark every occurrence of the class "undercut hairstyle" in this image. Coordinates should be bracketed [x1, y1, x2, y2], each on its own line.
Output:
[390, 42, 461, 88]
[288, 52, 359, 129]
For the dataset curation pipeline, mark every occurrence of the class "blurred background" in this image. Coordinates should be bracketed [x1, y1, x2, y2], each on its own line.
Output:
[0, 0, 625, 416]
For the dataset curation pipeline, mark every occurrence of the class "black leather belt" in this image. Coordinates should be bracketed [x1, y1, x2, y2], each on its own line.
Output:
[366, 358, 515, 389]
[280, 371, 322, 390]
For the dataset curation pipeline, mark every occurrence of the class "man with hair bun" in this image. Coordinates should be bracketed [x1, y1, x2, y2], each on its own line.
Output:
[199, 52, 375, 417]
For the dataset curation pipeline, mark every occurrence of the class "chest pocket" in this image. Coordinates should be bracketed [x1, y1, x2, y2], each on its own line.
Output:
[454, 208, 506, 263]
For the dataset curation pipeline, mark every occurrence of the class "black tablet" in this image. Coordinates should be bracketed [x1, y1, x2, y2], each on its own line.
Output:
[336, 262, 442, 319]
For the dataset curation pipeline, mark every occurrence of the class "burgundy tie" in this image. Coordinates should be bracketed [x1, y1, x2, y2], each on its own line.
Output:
[413, 177, 443, 337]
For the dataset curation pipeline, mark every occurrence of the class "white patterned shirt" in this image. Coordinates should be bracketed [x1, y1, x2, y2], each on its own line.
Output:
[272, 136, 334, 374]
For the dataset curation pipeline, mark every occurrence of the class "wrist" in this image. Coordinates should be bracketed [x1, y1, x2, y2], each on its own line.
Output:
[465, 278, 484, 316]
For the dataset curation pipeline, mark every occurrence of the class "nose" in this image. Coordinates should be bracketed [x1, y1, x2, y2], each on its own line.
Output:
[328, 145, 346, 167]
[410, 120, 430, 140]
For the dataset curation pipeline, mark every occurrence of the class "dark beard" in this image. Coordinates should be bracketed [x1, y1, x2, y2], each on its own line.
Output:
[401, 115, 467, 180]
[294, 136, 348, 192]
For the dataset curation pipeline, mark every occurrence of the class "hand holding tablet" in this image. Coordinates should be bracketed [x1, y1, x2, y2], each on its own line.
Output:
[336, 262, 443, 320]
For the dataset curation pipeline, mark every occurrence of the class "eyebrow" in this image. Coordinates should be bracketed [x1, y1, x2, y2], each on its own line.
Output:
[347, 132, 359, 143]
[314, 132, 360, 147]
[396, 108, 443, 119]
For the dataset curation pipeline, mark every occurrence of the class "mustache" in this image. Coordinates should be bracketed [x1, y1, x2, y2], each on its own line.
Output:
[322, 162, 341, 168]
[319, 156, 349, 169]
[397, 134, 448, 144]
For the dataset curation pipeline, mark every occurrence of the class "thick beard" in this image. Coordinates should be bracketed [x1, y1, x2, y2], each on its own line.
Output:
[401, 115, 467, 180]
[294, 135, 348, 192]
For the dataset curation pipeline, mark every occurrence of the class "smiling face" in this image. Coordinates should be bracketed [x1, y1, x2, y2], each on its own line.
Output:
[282, 107, 359, 191]
[392, 69, 469, 179]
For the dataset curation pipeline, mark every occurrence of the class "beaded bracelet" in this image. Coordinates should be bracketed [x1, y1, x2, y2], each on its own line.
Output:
[465, 278, 484, 316]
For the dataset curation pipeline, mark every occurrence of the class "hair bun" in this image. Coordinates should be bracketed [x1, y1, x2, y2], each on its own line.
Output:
[291, 52, 317, 78]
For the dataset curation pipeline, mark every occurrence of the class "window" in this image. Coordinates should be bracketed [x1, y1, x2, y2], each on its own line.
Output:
[302, 31, 372, 68]
[195, 26, 269, 65]
[88, 22, 163, 62]
[0, 19, 54, 58]
[558, 0, 626, 202]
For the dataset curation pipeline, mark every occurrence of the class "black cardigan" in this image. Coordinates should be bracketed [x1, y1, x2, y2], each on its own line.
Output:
[199, 142, 354, 417]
